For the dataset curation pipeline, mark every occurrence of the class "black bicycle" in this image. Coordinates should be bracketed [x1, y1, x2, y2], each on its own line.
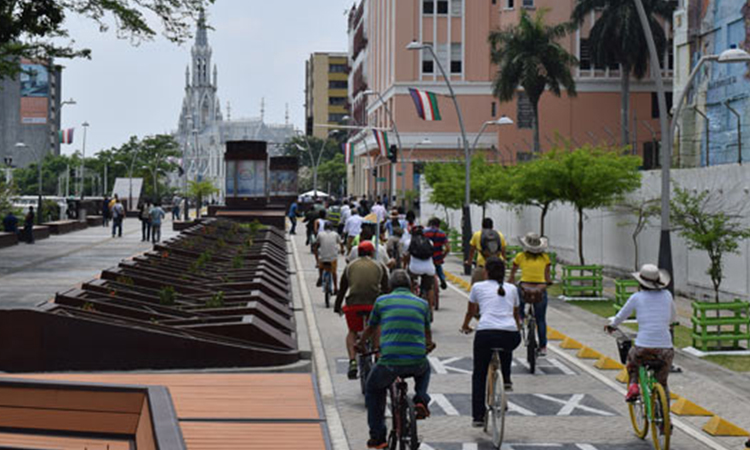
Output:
[519, 283, 546, 374]
[320, 262, 334, 308]
[388, 376, 419, 450]
[358, 312, 375, 395]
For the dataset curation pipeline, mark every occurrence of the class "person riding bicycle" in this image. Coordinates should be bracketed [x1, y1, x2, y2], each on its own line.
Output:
[403, 225, 436, 311]
[335, 241, 390, 380]
[357, 269, 435, 449]
[508, 232, 552, 356]
[344, 206, 364, 252]
[466, 218, 507, 285]
[347, 220, 393, 269]
[424, 217, 450, 290]
[605, 264, 676, 402]
[460, 257, 521, 428]
[316, 222, 341, 294]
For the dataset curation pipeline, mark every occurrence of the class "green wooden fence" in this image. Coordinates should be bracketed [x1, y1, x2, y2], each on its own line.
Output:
[562, 265, 604, 298]
[691, 300, 750, 352]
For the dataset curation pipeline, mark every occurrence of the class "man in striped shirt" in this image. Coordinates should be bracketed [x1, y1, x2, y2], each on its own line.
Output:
[357, 270, 435, 449]
[424, 217, 450, 290]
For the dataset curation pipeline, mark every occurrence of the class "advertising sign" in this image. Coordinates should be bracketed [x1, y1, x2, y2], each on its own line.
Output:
[237, 160, 266, 197]
[19, 61, 49, 124]
[270, 170, 298, 196]
[225, 160, 236, 196]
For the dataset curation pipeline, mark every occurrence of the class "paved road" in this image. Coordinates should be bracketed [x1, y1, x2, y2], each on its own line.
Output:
[0, 217, 177, 308]
[288, 229, 748, 450]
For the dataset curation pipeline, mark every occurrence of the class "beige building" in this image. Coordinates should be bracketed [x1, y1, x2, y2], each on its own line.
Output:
[347, 0, 672, 199]
[304, 52, 350, 138]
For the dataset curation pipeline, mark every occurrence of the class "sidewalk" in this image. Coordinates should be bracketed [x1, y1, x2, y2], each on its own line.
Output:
[0, 217, 176, 308]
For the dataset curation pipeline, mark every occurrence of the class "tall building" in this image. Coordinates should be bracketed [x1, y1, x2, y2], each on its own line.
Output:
[0, 61, 62, 169]
[346, 0, 671, 199]
[175, 12, 296, 201]
[673, 0, 750, 168]
[304, 53, 350, 138]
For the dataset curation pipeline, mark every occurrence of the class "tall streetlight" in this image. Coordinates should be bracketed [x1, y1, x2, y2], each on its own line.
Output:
[402, 138, 431, 207]
[79, 121, 89, 200]
[295, 131, 337, 197]
[470, 116, 515, 153]
[407, 40, 473, 275]
[363, 89, 403, 202]
[15, 142, 43, 224]
[142, 165, 166, 203]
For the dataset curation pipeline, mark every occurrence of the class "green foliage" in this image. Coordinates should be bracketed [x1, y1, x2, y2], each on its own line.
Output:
[0, 179, 17, 218]
[239, 220, 264, 236]
[41, 198, 61, 222]
[510, 151, 566, 235]
[425, 162, 463, 211]
[206, 291, 225, 309]
[317, 153, 347, 196]
[188, 180, 219, 218]
[671, 186, 750, 302]
[489, 8, 577, 152]
[158, 286, 176, 306]
[0, 0, 215, 81]
[232, 254, 244, 269]
[617, 197, 661, 271]
[282, 135, 346, 194]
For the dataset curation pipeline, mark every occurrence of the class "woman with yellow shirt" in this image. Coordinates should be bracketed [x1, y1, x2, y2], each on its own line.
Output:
[508, 232, 552, 356]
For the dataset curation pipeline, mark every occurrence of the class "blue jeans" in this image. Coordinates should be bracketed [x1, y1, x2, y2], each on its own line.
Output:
[435, 264, 446, 283]
[519, 289, 548, 349]
[365, 361, 431, 441]
[112, 217, 123, 237]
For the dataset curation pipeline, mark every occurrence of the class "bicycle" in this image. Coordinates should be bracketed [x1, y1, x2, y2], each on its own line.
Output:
[521, 302, 538, 375]
[433, 275, 440, 311]
[610, 327, 672, 450]
[388, 375, 419, 450]
[320, 262, 334, 308]
[484, 347, 508, 449]
[357, 312, 375, 395]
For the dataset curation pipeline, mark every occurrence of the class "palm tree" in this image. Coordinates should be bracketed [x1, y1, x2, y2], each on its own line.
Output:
[188, 180, 218, 218]
[489, 9, 578, 154]
[571, 0, 675, 147]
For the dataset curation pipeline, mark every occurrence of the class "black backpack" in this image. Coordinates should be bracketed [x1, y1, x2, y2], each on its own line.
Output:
[480, 229, 502, 258]
[410, 234, 434, 260]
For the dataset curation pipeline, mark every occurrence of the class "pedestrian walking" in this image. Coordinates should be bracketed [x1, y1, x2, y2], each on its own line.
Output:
[102, 196, 110, 227]
[288, 200, 298, 235]
[24, 206, 35, 244]
[139, 202, 152, 242]
[111, 196, 124, 238]
[149, 202, 165, 243]
[172, 196, 181, 221]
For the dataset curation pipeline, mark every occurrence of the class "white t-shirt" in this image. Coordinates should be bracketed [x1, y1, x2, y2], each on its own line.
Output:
[347, 244, 390, 267]
[409, 256, 435, 276]
[317, 231, 341, 262]
[340, 205, 351, 225]
[611, 290, 676, 348]
[344, 215, 363, 237]
[371, 204, 387, 223]
[469, 281, 520, 332]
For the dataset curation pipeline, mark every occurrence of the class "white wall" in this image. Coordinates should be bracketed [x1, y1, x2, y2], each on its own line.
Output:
[420, 164, 750, 301]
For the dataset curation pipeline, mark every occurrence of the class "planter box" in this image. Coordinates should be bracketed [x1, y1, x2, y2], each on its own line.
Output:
[43, 220, 87, 235]
[86, 215, 104, 227]
[691, 300, 750, 351]
[0, 232, 19, 249]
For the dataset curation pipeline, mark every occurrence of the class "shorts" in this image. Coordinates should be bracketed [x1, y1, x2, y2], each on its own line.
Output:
[319, 259, 338, 273]
[343, 304, 374, 332]
[409, 271, 434, 295]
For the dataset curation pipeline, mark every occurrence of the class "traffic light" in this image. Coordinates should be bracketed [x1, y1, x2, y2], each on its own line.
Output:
[372, 168, 377, 178]
[388, 145, 398, 163]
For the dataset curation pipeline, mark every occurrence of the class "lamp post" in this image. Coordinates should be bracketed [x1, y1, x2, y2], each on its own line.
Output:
[295, 131, 335, 198]
[363, 89, 403, 202]
[402, 138, 431, 207]
[79, 122, 89, 199]
[15, 142, 43, 224]
[407, 40, 473, 275]
[142, 165, 166, 203]
[470, 116, 514, 154]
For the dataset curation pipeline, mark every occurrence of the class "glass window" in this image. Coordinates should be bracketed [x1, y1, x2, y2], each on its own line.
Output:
[329, 97, 347, 106]
[423, 0, 434, 14]
[422, 43, 434, 74]
[437, 0, 448, 14]
[329, 80, 348, 89]
[506, 0, 514, 8]
[329, 113, 347, 123]
[579, 38, 591, 71]
[522, 0, 534, 7]
[329, 64, 348, 73]
[491, 102, 497, 117]
[451, 43, 462, 73]
[451, 0, 462, 15]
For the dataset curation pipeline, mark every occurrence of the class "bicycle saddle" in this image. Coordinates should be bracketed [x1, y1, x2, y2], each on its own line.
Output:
[490, 347, 508, 352]
[642, 360, 666, 371]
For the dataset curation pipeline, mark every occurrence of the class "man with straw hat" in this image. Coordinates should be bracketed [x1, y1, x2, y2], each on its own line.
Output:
[606, 264, 677, 402]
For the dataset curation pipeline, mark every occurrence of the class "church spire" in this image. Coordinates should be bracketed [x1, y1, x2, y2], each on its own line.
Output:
[196, 9, 208, 47]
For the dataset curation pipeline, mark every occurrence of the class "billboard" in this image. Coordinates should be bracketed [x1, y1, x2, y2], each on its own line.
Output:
[19, 61, 49, 125]
[236, 160, 266, 197]
[270, 170, 298, 196]
[225, 160, 236, 196]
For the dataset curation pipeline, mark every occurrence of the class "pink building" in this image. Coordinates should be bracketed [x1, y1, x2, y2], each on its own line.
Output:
[346, 0, 672, 199]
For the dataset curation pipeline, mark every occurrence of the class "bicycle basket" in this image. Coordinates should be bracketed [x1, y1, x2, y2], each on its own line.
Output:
[616, 337, 633, 365]
[520, 283, 545, 304]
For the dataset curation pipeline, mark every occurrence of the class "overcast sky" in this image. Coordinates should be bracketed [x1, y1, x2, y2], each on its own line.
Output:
[60, 0, 352, 156]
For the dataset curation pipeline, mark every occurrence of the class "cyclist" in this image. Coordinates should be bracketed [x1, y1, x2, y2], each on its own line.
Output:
[386, 226, 404, 270]
[403, 225, 436, 310]
[605, 264, 676, 402]
[357, 269, 434, 449]
[508, 232, 552, 356]
[460, 257, 521, 428]
[344, 205, 364, 252]
[466, 218, 507, 285]
[424, 217, 450, 290]
[347, 221, 392, 269]
[327, 200, 342, 232]
[316, 222, 341, 294]
[334, 241, 390, 380]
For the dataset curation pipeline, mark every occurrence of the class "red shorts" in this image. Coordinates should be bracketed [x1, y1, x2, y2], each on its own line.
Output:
[343, 304, 374, 332]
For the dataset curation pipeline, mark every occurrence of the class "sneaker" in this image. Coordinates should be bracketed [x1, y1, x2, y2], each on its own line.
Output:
[504, 382, 513, 392]
[316, 277, 322, 287]
[626, 383, 640, 402]
[367, 438, 388, 449]
[538, 347, 547, 357]
[347, 360, 358, 380]
[471, 419, 484, 428]
[415, 402, 430, 420]
[440, 279, 447, 290]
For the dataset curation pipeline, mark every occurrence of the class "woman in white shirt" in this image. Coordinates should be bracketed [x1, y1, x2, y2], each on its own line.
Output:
[460, 257, 521, 427]
[606, 264, 676, 402]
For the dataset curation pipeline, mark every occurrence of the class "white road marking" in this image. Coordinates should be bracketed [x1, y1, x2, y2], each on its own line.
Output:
[545, 357, 576, 375]
[462, 444, 479, 450]
[533, 393, 614, 417]
[428, 356, 472, 374]
[429, 393, 461, 416]
[507, 400, 537, 416]
[575, 444, 600, 450]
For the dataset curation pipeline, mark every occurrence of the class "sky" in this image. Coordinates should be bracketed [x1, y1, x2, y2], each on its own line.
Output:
[59, 0, 353, 156]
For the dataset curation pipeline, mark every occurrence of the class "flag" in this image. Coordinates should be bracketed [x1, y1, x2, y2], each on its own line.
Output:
[373, 130, 389, 158]
[343, 141, 355, 165]
[409, 88, 442, 121]
[59, 128, 74, 144]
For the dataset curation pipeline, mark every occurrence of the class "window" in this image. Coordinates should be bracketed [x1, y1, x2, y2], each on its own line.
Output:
[329, 113, 347, 123]
[329, 80, 348, 89]
[451, 43, 462, 73]
[506, 0, 514, 8]
[667, 39, 674, 71]
[329, 96, 347, 106]
[491, 102, 497, 117]
[423, 0, 434, 14]
[437, 0, 448, 14]
[329, 64, 347, 73]
[451, 0, 462, 15]
[422, 42, 434, 74]
[579, 38, 591, 71]
[522, 0, 534, 7]
[651, 92, 674, 119]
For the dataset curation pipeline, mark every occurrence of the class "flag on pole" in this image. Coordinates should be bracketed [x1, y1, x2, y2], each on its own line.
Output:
[59, 128, 74, 144]
[343, 141, 355, 165]
[408, 88, 442, 121]
[373, 130, 389, 158]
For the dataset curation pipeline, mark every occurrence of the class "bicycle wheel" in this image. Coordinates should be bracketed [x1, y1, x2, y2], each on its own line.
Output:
[323, 272, 331, 308]
[401, 396, 419, 450]
[628, 394, 649, 439]
[388, 386, 399, 450]
[485, 357, 506, 448]
[650, 383, 671, 450]
[359, 353, 371, 395]
[527, 319, 537, 374]
[433, 276, 440, 311]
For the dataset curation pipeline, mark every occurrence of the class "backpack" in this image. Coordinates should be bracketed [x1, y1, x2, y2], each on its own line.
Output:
[480, 229, 502, 259]
[409, 234, 434, 260]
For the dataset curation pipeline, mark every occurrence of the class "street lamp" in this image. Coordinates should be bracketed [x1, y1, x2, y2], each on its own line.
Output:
[15, 142, 43, 224]
[407, 40, 473, 275]
[142, 165, 167, 204]
[295, 131, 336, 198]
[363, 89, 403, 201]
[401, 138, 431, 207]
[79, 122, 89, 200]
[470, 116, 514, 154]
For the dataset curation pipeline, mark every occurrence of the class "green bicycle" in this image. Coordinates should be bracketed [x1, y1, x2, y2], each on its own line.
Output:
[610, 327, 671, 450]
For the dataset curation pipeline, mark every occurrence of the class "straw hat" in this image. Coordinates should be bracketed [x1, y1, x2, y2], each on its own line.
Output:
[519, 232, 548, 254]
[632, 264, 670, 290]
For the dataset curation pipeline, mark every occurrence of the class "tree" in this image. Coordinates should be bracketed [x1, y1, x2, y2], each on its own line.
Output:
[671, 186, 750, 303]
[0, 0, 214, 80]
[135, 135, 181, 202]
[489, 8, 577, 153]
[188, 180, 218, 218]
[510, 151, 566, 236]
[282, 135, 345, 194]
[559, 145, 641, 264]
[571, 0, 675, 146]
[424, 161, 463, 223]
[617, 197, 661, 271]
[470, 154, 515, 219]
[0, 178, 16, 217]
[316, 153, 347, 197]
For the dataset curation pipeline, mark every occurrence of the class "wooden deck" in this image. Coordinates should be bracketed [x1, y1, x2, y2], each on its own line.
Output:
[8, 373, 327, 450]
[0, 432, 130, 450]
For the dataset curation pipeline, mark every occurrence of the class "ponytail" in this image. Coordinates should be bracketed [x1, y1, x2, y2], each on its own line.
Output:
[485, 257, 506, 296]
